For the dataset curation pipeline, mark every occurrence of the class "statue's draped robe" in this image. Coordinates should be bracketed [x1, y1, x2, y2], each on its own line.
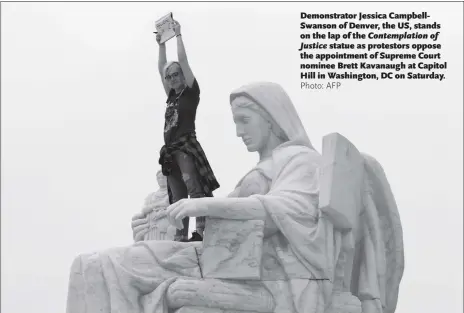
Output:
[68, 81, 403, 313]
[66, 144, 337, 313]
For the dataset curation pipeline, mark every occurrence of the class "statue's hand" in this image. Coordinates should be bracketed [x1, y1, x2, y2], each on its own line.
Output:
[166, 198, 208, 229]
[131, 213, 149, 242]
[166, 279, 200, 309]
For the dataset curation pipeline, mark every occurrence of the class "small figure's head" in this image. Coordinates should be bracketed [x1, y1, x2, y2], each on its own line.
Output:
[156, 170, 167, 189]
[163, 62, 186, 91]
[231, 96, 287, 153]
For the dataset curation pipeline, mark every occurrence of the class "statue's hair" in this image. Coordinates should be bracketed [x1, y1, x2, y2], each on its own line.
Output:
[229, 82, 314, 149]
[231, 96, 289, 143]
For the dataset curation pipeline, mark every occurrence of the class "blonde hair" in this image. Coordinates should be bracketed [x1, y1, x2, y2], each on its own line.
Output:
[162, 61, 182, 80]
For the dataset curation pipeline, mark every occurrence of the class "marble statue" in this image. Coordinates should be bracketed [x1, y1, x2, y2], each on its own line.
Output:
[132, 170, 176, 242]
[66, 82, 404, 313]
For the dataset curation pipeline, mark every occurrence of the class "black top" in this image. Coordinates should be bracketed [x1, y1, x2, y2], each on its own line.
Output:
[164, 79, 200, 145]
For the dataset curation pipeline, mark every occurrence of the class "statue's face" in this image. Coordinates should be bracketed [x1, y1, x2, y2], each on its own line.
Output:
[165, 64, 185, 90]
[231, 99, 270, 153]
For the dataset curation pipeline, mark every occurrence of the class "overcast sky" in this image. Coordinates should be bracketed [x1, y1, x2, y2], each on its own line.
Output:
[1, 2, 463, 313]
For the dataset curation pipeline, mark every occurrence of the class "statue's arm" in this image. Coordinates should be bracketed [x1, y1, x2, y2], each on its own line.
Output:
[196, 195, 282, 238]
[168, 150, 318, 233]
[217, 180, 278, 236]
[204, 197, 268, 221]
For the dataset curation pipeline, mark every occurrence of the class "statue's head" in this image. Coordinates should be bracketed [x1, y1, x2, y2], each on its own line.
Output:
[231, 96, 287, 153]
[156, 170, 167, 189]
[163, 62, 186, 91]
[230, 82, 314, 154]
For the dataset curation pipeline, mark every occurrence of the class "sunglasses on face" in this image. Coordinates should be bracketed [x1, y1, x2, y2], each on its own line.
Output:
[165, 72, 180, 80]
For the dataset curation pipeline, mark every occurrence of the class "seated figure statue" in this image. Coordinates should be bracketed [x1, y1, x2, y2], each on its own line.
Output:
[132, 170, 176, 242]
[66, 82, 404, 313]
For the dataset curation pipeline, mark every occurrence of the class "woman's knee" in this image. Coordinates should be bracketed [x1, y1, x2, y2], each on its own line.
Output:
[180, 172, 205, 198]
[174, 153, 204, 197]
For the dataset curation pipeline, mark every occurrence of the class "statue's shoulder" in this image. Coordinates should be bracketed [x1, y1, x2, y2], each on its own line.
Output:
[272, 142, 322, 168]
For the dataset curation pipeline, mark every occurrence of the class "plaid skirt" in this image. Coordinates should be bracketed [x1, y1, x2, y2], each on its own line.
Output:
[159, 132, 220, 203]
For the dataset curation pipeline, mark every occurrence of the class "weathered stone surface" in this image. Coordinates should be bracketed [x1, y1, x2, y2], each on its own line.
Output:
[326, 292, 362, 313]
[175, 308, 223, 313]
[174, 308, 246, 313]
[145, 212, 176, 241]
[201, 218, 264, 279]
[319, 132, 364, 231]
[168, 278, 274, 313]
[132, 170, 175, 241]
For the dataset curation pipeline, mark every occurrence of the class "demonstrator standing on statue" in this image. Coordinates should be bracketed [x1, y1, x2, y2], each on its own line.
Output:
[156, 19, 219, 242]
